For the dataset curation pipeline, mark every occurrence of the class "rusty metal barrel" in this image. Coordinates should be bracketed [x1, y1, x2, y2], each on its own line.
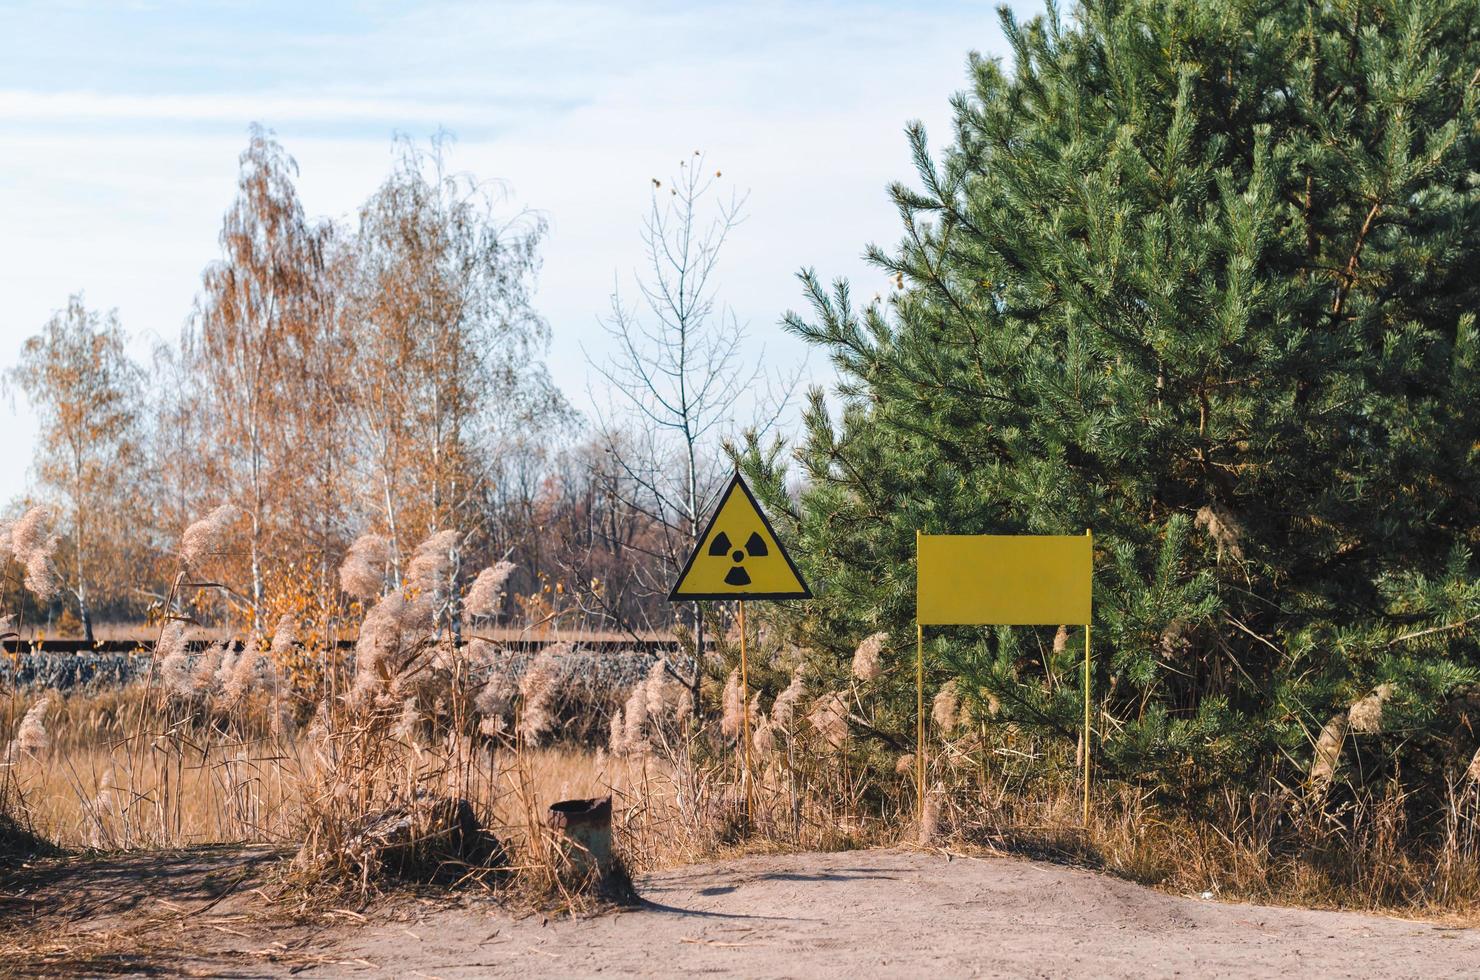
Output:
[546, 796, 613, 876]
[545, 795, 636, 902]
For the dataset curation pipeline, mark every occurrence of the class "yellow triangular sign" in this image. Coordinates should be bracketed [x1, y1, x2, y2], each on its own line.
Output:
[668, 473, 811, 601]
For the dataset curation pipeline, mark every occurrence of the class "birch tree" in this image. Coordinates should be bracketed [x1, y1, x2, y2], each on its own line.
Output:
[346, 134, 564, 635]
[7, 294, 143, 640]
[192, 125, 328, 631]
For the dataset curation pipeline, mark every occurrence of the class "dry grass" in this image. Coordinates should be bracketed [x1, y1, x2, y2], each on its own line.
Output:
[2, 665, 893, 876]
[9, 671, 1480, 921]
[4, 691, 649, 848]
[903, 739, 1480, 920]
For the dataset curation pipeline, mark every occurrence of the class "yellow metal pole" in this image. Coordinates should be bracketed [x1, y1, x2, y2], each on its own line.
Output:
[1082, 620, 1091, 829]
[917, 621, 925, 823]
[1083, 528, 1092, 829]
[739, 599, 753, 826]
[916, 528, 925, 823]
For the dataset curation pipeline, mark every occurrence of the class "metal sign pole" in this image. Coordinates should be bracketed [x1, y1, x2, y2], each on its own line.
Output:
[916, 529, 925, 823]
[739, 598, 753, 826]
[916, 621, 925, 823]
[1083, 527, 1092, 830]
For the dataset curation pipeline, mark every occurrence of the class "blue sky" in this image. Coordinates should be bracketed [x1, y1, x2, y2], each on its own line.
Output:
[0, 0, 1030, 503]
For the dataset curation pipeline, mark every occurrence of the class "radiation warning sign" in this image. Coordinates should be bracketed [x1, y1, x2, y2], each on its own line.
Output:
[668, 473, 811, 601]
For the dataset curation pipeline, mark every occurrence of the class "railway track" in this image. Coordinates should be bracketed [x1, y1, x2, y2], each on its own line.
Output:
[1, 631, 690, 690]
[1, 630, 683, 656]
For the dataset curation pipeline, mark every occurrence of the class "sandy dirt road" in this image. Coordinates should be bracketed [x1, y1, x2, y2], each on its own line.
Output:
[7, 846, 1479, 977]
[323, 848, 1478, 978]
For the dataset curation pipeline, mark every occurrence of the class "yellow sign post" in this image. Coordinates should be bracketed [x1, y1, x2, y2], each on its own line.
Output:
[916, 531, 1093, 826]
[670, 473, 811, 825]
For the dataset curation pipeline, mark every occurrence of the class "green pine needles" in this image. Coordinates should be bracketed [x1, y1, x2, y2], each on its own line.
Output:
[753, 0, 1480, 809]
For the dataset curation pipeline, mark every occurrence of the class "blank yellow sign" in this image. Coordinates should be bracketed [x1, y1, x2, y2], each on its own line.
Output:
[917, 533, 1091, 625]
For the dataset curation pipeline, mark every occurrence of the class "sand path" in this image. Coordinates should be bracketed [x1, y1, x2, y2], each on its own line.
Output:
[325, 848, 1479, 978]
[8, 846, 1478, 977]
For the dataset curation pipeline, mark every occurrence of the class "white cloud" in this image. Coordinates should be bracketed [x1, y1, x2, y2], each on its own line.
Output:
[0, 90, 546, 126]
[0, 0, 1030, 505]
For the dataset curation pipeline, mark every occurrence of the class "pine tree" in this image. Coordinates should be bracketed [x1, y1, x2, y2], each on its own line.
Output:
[761, 0, 1480, 802]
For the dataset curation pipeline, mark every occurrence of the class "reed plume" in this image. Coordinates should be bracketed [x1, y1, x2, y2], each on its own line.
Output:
[405, 529, 459, 596]
[806, 690, 850, 751]
[1348, 683, 1395, 735]
[7, 694, 51, 758]
[180, 503, 238, 567]
[352, 591, 432, 700]
[393, 696, 421, 743]
[608, 707, 628, 754]
[517, 647, 563, 744]
[339, 533, 390, 599]
[192, 639, 227, 694]
[771, 673, 806, 732]
[224, 634, 264, 702]
[851, 632, 886, 682]
[932, 684, 959, 733]
[472, 646, 516, 736]
[621, 683, 649, 754]
[11, 506, 59, 601]
[1309, 712, 1349, 792]
[1195, 502, 1246, 562]
[465, 560, 516, 618]
[753, 716, 776, 755]
[156, 621, 193, 695]
[721, 668, 743, 740]
[470, 639, 515, 722]
[264, 614, 296, 696]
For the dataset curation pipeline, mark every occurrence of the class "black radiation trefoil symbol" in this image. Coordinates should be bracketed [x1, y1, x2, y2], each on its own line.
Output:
[667, 472, 810, 601]
[708, 531, 769, 586]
